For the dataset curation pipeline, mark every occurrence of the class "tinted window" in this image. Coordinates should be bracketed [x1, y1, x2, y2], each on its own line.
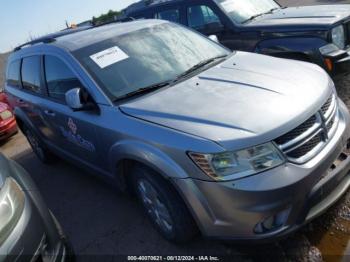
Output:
[156, 9, 180, 23]
[74, 23, 229, 100]
[188, 5, 221, 30]
[6, 60, 21, 87]
[44, 56, 81, 101]
[21, 56, 41, 93]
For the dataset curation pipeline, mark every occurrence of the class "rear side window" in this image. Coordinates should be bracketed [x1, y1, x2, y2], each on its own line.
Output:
[44, 55, 82, 101]
[21, 56, 42, 93]
[6, 60, 21, 88]
[187, 5, 221, 30]
[155, 9, 180, 23]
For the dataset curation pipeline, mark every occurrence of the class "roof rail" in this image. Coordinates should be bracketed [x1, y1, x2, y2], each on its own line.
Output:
[13, 26, 92, 52]
[14, 37, 56, 51]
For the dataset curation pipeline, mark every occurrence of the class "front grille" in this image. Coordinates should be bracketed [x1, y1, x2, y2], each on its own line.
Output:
[326, 114, 336, 132]
[275, 93, 338, 164]
[287, 134, 322, 159]
[275, 115, 317, 145]
[321, 95, 332, 115]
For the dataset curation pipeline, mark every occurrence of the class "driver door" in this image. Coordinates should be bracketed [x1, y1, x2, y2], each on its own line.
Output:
[41, 54, 99, 165]
[185, 3, 226, 39]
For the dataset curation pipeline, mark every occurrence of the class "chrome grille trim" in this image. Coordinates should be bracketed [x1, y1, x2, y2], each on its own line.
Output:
[275, 94, 338, 164]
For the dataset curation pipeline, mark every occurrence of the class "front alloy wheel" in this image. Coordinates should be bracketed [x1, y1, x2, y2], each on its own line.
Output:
[132, 165, 198, 243]
[137, 179, 174, 234]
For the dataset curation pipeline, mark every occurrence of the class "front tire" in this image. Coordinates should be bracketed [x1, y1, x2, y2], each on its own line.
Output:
[132, 165, 198, 243]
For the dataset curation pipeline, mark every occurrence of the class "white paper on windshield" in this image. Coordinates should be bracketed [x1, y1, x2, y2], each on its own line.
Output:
[90, 46, 129, 69]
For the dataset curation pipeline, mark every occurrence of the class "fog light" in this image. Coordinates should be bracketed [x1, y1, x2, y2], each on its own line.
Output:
[254, 208, 290, 234]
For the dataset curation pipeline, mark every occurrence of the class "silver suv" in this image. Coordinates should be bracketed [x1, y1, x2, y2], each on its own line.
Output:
[5, 20, 350, 243]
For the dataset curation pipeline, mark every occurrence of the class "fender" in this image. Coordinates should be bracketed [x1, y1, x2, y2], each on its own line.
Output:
[255, 37, 329, 65]
[109, 140, 190, 180]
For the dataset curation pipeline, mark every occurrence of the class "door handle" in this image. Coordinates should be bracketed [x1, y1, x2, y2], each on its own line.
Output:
[44, 110, 56, 117]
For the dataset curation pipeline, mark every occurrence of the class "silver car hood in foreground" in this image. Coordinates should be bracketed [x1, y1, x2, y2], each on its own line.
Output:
[120, 52, 332, 150]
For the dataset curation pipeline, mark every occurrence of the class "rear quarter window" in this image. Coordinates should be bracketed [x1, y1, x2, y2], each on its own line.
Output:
[6, 60, 21, 88]
[21, 56, 42, 93]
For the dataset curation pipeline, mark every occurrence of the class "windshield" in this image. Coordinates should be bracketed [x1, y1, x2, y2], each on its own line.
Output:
[74, 23, 230, 101]
[215, 0, 279, 24]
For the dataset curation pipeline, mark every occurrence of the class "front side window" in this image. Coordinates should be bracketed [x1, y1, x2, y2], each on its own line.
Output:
[187, 5, 222, 30]
[44, 55, 82, 101]
[74, 22, 230, 101]
[155, 9, 180, 23]
[6, 60, 21, 88]
[21, 56, 41, 93]
[214, 0, 279, 24]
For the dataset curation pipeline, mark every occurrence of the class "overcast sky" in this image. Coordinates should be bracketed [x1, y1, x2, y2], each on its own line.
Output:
[0, 0, 138, 53]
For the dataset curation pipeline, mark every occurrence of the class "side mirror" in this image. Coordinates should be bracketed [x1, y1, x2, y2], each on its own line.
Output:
[209, 35, 219, 43]
[66, 88, 84, 110]
[65, 88, 96, 112]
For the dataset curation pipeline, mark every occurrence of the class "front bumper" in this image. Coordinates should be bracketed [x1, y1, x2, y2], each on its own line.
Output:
[322, 47, 350, 76]
[0, 161, 67, 262]
[173, 100, 350, 241]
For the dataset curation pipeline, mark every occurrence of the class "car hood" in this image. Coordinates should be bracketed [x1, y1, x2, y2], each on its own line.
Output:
[120, 52, 332, 150]
[246, 5, 350, 28]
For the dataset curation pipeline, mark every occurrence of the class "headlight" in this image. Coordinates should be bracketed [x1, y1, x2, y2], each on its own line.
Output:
[189, 143, 285, 181]
[0, 178, 25, 245]
[332, 25, 345, 49]
[319, 43, 340, 55]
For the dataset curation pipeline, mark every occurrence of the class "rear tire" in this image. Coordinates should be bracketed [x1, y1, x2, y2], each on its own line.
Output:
[132, 165, 198, 243]
[24, 127, 54, 164]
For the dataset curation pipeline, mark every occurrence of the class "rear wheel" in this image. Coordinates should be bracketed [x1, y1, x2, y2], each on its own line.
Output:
[132, 165, 198, 243]
[24, 128, 54, 164]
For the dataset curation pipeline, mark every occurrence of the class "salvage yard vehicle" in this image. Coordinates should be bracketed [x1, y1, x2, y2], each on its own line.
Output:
[0, 153, 72, 261]
[123, 0, 350, 75]
[0, 102, 17, 141]
[5, 20, 350, 243]
[0, 91, 8, 104]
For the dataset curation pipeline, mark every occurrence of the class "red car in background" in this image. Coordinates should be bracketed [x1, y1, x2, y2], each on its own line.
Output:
[0, 92, 7, 104]
[0, 102, 17, 141]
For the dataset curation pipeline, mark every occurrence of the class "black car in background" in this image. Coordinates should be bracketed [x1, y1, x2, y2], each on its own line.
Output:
[123, 0, 350, 75]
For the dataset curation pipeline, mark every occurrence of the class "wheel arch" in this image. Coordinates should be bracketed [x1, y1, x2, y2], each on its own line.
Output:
[255, 36, 328, 66]
[109, 140, 190, 192]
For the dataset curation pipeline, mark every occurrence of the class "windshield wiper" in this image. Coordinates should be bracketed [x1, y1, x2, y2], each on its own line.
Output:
[243, 7, 280, 23]
[114, 55, 228, 101]
[176, 55, 228, 80]
[114, 80, 173, 101]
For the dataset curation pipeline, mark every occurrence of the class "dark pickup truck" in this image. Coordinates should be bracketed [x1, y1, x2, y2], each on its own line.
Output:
[123, 0, 350, 75]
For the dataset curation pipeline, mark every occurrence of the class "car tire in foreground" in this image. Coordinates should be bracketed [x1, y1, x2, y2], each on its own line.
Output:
[132, 165, 198, 243]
